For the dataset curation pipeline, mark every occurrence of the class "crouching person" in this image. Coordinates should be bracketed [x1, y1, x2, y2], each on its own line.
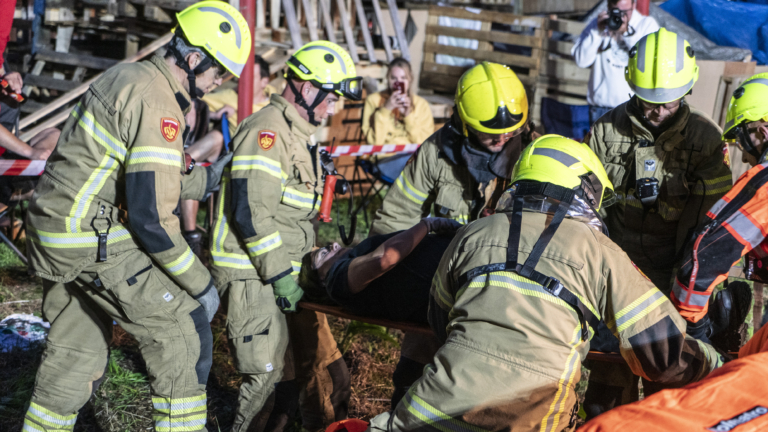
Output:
[367, 135, 724, 432]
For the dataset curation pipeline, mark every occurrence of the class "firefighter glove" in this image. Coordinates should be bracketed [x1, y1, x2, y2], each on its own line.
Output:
[205, 152, 234, 196]
[422, 217, 463, 235]
[194, 284, 220, 322]
[273, 274, 304, 313]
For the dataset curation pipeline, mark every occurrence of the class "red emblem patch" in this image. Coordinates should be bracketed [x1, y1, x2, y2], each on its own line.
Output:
[161, 118, 180, 142]
[259, 130, 276, 150]
[723, 143, 731, 168]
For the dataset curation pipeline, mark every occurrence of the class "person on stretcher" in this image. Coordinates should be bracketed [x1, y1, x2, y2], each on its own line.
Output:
[298, 217, 461, 324]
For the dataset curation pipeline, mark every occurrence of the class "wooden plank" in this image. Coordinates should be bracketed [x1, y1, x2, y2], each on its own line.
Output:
[335, 0, 360, 63]
[271, 0, 281, 29]
[421, 61, 469, 77]
[547, 18, 586, 36]
[371, 0, 393, 63]
[256, 0, 266, 28]
[21, 60, 46, 96]
[23, 74, 80, 92]
[425, 24, 542, 48]
[300, 0, 319, 41]
[423, 42, 539, 69]
[540, 57, 590, 81]
[281, 0, 304, 50]
[385, 0, 410, 61]
[35, 49, 118, 70]
[428, 5, 544, 29]
[545, 39, 575, 58]
[71, 66, 87, 82]
[20, 33, 174, 133]
[353, 0, 377, 62]
[317, 0, 337, 43]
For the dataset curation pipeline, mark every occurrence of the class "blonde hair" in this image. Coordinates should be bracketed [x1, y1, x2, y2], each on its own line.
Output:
[387, 58, 413, 91]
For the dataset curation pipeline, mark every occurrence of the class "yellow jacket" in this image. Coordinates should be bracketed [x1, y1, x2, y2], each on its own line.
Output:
[202, 85, 276, 137]
[26, 55, 211, 297]
[361, 91, 434, 145]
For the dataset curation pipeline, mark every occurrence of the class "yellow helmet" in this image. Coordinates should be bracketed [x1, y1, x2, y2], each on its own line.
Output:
[455, 61, 528, 136]
[511, 134, 615, 210]
[286, 41, 362, 101]
[723, 73, 768, 158]
[625, 28, 699, 104]
[176, 1, 252, 78]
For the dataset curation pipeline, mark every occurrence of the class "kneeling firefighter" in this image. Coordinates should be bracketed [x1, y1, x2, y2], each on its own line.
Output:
[23, 2, 250, 432]
[209, 41, 362, 432]
[364, 135, 724, 432]
[368, 61, 538, 407]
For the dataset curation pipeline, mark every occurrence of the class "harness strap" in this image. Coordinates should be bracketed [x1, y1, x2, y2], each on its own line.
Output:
[457, 182, 599, 341]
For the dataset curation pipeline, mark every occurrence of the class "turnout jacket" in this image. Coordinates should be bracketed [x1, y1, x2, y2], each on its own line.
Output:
[369, 121, 518, 236]
[210, 94, 322, 287]
[674, 161, 768, 322]
[369, 211, 721, 432]
[361, 92, 434, 145]
[588, 97, 731, 290]
[26, 55, 211, 297]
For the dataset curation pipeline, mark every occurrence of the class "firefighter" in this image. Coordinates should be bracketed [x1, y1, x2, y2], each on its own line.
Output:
[368, 61, 537, 404]
[673, 73, 768, 347]
[583, 28, 732, 415]
[209, 41, 362, 432]
[363, 135, 723, 432]
[22, 3, 250, 432]
[369, 61, 537, 236]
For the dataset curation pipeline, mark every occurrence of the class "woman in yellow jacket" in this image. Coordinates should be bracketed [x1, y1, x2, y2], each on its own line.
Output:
[362, 58, 434, 144]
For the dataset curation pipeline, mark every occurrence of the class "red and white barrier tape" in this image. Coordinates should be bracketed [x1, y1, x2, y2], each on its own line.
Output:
[0, 145, 417, 176]
[322, 144, 420, 157]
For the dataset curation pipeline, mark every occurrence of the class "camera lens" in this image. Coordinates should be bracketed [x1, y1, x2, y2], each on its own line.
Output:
[607, 9, 624, 31]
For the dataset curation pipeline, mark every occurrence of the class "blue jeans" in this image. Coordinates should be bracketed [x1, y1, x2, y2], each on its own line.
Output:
[589, 105, 613, 126]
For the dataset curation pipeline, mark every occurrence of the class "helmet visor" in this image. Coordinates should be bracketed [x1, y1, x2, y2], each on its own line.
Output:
[317, 76, 363, 101]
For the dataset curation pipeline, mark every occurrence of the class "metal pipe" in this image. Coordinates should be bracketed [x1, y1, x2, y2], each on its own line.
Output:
[239, 0, 257, 122]
[637, 0, 649, 16]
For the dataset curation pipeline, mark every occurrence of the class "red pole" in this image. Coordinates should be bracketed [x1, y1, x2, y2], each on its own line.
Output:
[238, 0, 256, 121]
[636, 0, 649, 16]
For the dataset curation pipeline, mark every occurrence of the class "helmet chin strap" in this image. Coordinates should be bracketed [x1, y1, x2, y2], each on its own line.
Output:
[287, 78, 328, 126]
[169, 35, 214, 99]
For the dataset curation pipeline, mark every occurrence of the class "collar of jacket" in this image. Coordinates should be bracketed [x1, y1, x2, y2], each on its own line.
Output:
[624, 95, 690, 152]
[149, 54, 192, 115]
[269, 93, 318, 139]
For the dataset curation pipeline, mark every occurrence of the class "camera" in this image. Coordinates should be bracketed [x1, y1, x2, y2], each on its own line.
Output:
[607, 8, 625, 32]
[635, 178, 659, 206]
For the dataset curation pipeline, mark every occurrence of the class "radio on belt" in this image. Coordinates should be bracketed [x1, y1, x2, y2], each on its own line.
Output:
[636, 177, 659, 206]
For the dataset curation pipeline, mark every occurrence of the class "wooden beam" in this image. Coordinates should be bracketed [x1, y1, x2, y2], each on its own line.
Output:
[20, 33, 173, 132]
[385, 0, 410, 61]
[371, 0, 392, 63]
[423, 42, 540, 69]
[425, 24, 543, 49]
[548, 18, 586, 36]
[353, 0, 376, 62]
[427, 5, 545, 28]
[35, 49, 118, 70]
[300, 0, 319, 41]
[23, 75, 80, 92]
[271, 0, 281, 29]
[335, 0, 360, 63]
[281, 0, 304, 50]
[317, 0, 337, 43]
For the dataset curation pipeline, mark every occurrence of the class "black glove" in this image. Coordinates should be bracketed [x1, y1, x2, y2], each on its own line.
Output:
[205, 152, 234, 195]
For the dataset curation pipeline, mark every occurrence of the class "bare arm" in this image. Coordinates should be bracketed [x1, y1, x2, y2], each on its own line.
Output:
[0, 124, 38, 159]
[347, 220, 430, 294]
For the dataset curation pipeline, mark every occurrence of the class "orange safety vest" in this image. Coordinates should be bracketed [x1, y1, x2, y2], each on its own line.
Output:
[581, 324, 768, 432]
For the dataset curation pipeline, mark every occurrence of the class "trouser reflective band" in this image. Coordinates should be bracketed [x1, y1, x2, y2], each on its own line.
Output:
[23, 402, 77, 431]
[402, 391, 488, 432]
[152, 394, 207, 432]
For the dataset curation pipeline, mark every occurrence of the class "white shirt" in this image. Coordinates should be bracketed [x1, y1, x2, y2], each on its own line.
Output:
[571, 10, 660, 108]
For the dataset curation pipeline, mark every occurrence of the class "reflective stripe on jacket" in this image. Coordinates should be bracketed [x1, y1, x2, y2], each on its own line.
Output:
[26, 55, 211, 296]
[210, 94, 322, 287]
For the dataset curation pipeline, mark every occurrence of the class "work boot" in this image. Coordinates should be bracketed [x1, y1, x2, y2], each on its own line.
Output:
[710, 281, 752, 352]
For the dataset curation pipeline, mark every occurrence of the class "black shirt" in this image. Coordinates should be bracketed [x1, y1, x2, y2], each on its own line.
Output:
[324, 232, 453, 324]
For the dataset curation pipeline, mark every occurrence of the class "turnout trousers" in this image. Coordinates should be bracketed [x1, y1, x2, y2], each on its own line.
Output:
[24, 249, 212, 432]
[222, 279, 349, 432]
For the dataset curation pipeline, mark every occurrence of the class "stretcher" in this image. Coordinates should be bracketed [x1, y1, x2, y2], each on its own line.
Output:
[298, 301, 629, 364]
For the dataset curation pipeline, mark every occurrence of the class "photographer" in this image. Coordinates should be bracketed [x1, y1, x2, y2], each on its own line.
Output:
[362, 58, 434, 145]
[572, 0, 658, 124]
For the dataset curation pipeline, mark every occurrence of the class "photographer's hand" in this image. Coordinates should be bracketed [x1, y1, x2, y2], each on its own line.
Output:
[596, 11, 610, 33]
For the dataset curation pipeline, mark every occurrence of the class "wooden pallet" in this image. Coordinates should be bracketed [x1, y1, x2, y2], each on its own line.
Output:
[420, 5, 545, 94]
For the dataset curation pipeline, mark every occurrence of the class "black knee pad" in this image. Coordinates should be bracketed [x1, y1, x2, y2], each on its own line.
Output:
[391, 356, 426, 409]
[190, 306, 213, 385]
